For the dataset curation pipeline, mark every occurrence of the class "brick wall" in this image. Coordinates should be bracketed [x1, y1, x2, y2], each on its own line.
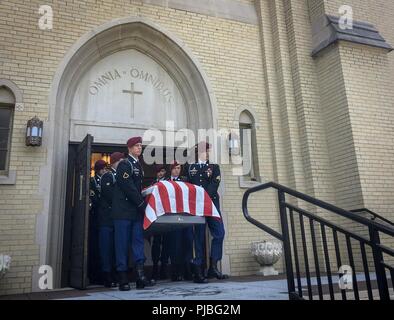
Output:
[0, 0, 393, 295]
[0, 0, 274, 294]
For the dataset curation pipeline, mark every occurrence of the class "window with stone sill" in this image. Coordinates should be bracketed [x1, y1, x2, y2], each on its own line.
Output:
[239, 110, 261, 188]
[0, 86, 15, 176]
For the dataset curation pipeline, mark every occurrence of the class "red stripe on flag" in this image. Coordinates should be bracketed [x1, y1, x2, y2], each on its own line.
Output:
[143, 196, 156, 229]
[158, 182, 171, 213]
[143, 215, 150, 229]
[148, 194, 156, 213]
[185, 182, 196, 215]
[169, 181, 184, 212]
[203, 192, 213, 216]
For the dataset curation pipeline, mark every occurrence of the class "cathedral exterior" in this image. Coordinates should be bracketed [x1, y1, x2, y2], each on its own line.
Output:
[0, 0, 393, 295]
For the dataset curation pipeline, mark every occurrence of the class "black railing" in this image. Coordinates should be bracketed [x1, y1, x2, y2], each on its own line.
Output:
[350, 208, 394, 227]
[242, 182, 394, 300]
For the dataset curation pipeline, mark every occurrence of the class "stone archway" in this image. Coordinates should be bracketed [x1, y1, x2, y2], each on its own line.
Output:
[44, 17, 218, 287]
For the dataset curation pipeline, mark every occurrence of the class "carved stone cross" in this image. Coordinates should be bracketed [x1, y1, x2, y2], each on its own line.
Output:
[122, 82, 143, 118]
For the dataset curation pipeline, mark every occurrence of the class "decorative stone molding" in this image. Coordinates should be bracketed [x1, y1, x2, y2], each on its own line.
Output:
[251, 240, 283, 276]
[15, 103, 24, 112]
[233, 106, 261, 130]
[0, 170, 17, 185]
[0, 79, 23, 105]
[312, 15, 393, 57]
[139, 0, 258, 25]
[46, 16, 218, 287]
[0, 80, 21, 184]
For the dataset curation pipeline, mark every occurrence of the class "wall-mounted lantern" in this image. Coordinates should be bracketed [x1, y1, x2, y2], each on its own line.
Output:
[26, 116, 43, 147]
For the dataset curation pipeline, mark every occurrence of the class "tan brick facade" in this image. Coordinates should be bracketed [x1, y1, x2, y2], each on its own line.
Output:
[0, 0, 393, 295]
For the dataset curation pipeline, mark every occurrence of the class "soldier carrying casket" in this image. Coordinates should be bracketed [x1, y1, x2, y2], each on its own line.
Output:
[185, 142, 229, 283]
[88, 159, 107, 285]
[97, 152, 124, 288]
[166, 161, 193, 281]
[112, 137, 155, 291]
[150, 164, 171, 281]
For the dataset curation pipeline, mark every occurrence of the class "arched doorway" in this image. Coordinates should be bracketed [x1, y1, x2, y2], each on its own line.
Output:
[45, 17, 217, 288]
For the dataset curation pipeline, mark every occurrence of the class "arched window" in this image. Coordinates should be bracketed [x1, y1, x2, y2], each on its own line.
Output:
[0, 86, 15, 174]
[239, 110, 260, 183]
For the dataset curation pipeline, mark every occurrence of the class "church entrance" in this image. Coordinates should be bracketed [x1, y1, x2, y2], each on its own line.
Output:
[60, 135, 204, 289]
[47, 18, 218, 289]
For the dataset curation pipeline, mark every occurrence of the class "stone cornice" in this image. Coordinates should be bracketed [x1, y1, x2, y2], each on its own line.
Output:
[312, 15, 393, 56]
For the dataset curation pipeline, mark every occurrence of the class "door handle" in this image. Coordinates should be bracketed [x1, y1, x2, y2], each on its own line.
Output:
[79, 175, 84, 201]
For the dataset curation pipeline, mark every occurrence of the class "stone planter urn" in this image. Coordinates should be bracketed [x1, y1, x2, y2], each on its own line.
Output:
[0, 255, 11, 280]
[251, 240, 283, 276]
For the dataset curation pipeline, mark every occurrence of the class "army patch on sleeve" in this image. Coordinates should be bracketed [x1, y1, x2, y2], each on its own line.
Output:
[123, 172, 130, 179]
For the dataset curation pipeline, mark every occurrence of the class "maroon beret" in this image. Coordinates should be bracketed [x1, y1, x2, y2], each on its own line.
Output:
[155, 164, 166, 173]
[94, 159, 107, 172]
[170, 161, 181, 170]
[127, 136, 142, 148]
[110, 152, 125, 165]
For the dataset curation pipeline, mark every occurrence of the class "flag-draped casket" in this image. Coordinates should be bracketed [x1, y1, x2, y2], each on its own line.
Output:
[142, 181, 221, 233]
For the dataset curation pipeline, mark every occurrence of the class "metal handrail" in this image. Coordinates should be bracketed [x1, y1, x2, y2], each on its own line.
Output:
[242, 181, 394, 300]
[242, 181, 394, 236]
[350, 208, 394, 227]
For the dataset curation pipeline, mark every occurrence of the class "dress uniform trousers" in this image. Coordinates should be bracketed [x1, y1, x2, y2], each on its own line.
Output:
[114, 218, 145, 272]
[151, 234, 170, 266]
[192, 199, 225, 265]
[98, 226, 115, 273]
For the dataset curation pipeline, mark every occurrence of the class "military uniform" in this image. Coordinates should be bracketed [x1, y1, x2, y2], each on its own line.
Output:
[89, 174, 101, 212]
[166, 175, 194, 281]
[112, 155, 145, 221]
[112, 154, 146, 271]
[150, 176, 171, 280]
[88, 173, 103, 284]
[99, 168, 116, 226]
[97, 168, 116, 286]
[185, 159, 227, 281]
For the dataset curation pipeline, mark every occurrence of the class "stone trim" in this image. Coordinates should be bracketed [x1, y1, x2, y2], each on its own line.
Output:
[233, 105, 261, 130]
[45, 16, 218, 288]
[141, 0, 258, 25]
[239, 176, 263, 189]
[312, 15, 393, 57]
[0, 79, 24, 111]
[0, 170, 16, 185]
[0, 79, 23, 103]
[0, 79, 22, 182]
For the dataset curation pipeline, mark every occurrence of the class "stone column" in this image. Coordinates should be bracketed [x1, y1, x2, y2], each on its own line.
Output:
[312, 11, 394, 221]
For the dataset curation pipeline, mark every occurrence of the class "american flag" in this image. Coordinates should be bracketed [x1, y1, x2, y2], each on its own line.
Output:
[142, 181, 221, 230]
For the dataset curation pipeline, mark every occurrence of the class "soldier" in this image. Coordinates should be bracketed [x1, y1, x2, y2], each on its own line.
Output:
[112, 137, 155, 291]
[185, 142, 229, 283]
[90, 160, 107, 212]
[88, 159, 107, 285]
[150, 164, 170, 281]
[97, 152, 124, 288]
[166, 161, 193, 281]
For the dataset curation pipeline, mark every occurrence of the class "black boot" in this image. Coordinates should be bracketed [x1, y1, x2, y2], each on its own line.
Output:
[136, 264, 156, 289]
[104, 272, 117, 288]
[207, 259, 229, 280]
[171, 264, 183, 282]
[184, 263, 193, 281]
[118, 271, 130, 291]
[160, 263, 169, 280]
[151, 264, 159, 281]
[192, 264, 208, 284]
